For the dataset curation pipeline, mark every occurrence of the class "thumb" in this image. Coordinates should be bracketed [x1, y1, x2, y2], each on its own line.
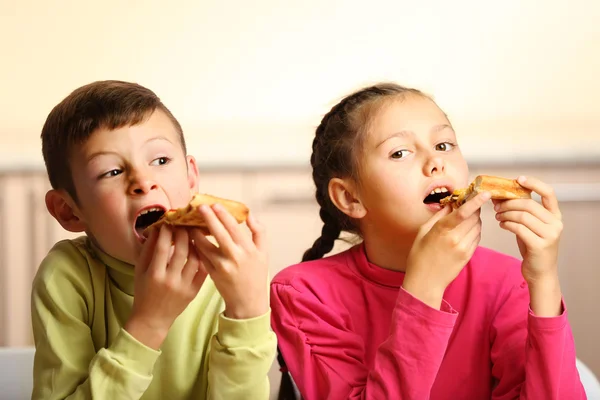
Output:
[418, 205, 452, 237]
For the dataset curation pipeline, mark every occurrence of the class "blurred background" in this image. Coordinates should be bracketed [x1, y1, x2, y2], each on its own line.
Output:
[0, 0, 599, 397]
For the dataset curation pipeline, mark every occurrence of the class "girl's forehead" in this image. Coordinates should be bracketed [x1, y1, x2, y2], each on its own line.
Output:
[368, 96, 449, 139]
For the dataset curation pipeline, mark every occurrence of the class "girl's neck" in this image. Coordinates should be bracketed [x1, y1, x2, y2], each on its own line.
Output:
[362, 230, 415, 272]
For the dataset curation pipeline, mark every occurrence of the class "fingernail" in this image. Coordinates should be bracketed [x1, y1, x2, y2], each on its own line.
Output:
[494, 204, 500, 211]
[518, 176, 526, 183]
[482, 192, 491, 200]
[212, 203, 223, 212]
[199, 205, 209, 213]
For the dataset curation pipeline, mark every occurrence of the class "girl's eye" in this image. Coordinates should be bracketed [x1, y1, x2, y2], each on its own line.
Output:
[435, 142, 456, 152]
[151, 157, 170, 166]
[391, 149, 412, 159]
[100, 169, 122, 179]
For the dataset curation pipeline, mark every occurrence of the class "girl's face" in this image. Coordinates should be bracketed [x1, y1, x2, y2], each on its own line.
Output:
[354, 94, 470, 240]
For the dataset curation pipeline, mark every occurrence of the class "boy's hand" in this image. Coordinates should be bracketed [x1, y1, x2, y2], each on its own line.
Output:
[493, 176, 563, 316]
[190, 204, 269, 320]
[403, 192, 491, 309]
[125, 225, 208, 349]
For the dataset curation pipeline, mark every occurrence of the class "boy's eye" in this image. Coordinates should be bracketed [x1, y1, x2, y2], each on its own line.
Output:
[151, 157, 170, 166]
[101, 169, 122, 178]
[435, 142, 455, 152]
[391, 149, 411, 159]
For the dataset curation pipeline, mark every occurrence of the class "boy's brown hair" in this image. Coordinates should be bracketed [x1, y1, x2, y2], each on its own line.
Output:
[41, 80, 187, 203]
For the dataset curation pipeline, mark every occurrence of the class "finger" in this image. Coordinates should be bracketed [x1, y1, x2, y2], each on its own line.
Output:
[211, 203, 252, 247]
[181, 241, 203, 282]
[495, 210, 547, 238]
[421, 204, 453, 234]
[453, 210, 481, 238]
[464, 220, 482, 254]
[494, 199, 555, 224]
[192, 267, 209, 291]
[190, 227, 223, 266]
[137, 225, 159, 273]
[149, 224, 173, 275]
[498, 220, 540, 247]
[168, 228, 190, 274]
[449, 191, 491, 226]
[195, 246, 215, 273]
[516, 176, 561, 217]
[198, 205, 237, 257]
[246, 211, 266, 251]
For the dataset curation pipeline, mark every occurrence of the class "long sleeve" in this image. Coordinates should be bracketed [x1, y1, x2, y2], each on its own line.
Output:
[489, 280, 586, 399]
[31, 243, 161, 400]
[271, 282, 458, 400]
[207, 311, 277, 400]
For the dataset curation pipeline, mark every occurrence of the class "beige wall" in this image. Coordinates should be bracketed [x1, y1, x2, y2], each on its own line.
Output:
[0, 0, 599, 166]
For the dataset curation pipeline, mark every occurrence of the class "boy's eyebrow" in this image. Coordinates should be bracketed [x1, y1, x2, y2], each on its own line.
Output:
[145, 135, 174, 145]
[86, 136, 174, 162]
[86, 151, 119, 163]
[376, 124, 453, 148]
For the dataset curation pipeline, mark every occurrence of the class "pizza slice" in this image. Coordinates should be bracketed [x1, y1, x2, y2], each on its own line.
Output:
[142, 193, 249, 237]
[440, 175, 532, 208]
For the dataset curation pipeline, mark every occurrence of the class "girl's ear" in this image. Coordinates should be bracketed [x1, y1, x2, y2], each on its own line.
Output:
[328, 178, 366, 219]
[45, 190, 86, 233]
[186, 155, 200, 194]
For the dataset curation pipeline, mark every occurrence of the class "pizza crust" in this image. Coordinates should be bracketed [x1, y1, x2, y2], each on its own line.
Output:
[440, 175, 532, 208]
[143, 193, 249, 236]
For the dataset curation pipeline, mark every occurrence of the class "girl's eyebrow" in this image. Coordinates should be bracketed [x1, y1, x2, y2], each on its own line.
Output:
[376, 130, 413, 148]
[376, 124, 453, 148]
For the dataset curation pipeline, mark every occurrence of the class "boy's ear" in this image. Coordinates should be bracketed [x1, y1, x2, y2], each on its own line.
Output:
[45, 190, 86, 233]
[328, 178, 366, 219]
[186, 155, 200, 194]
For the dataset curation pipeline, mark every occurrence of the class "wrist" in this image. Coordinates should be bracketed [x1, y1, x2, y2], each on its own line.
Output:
[224, 299, 269, 320]
[527, 274, 563, 317]
[402, 275, 445, 310]
[124, 314, 170, 350]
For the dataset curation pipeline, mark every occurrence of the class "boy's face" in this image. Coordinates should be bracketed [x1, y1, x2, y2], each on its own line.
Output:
[68, 110, 198, 265]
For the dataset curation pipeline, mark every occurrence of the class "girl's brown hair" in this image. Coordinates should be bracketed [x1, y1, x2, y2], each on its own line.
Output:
[302, 82, 427, 262]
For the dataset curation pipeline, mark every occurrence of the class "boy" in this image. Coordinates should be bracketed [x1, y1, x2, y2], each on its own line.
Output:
[31, 80, 276, 399]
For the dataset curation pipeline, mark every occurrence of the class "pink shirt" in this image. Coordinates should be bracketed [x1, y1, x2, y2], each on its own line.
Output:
[271, 244, 585, 399]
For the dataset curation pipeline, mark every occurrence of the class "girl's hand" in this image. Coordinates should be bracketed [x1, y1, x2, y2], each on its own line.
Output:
[190, 204, 269, 320]
[404, 191, 491, 309]
[494, 176, 563, 316]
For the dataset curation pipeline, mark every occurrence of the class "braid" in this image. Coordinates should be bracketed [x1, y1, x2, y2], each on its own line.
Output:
[302, 207, 342, 262]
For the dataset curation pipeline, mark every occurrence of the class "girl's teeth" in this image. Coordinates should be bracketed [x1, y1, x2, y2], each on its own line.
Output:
[430, 187, 449, 195]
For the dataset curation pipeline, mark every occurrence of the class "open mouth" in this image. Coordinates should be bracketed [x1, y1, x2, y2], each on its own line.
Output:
[134, 207, 166, 238]
[424, 187, 450, 204]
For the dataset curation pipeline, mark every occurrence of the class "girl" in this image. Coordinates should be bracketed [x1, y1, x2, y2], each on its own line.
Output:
[270, 83, 585, 399]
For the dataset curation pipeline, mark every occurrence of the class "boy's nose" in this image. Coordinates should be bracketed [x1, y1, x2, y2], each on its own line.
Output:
[129, 175, 158, 195]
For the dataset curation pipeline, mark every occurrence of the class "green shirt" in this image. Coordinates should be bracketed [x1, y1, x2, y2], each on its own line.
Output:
[31, 236, 276, 399]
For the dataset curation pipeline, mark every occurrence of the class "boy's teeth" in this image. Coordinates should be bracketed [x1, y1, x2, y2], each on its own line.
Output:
[139, 207, 161, 215]
[441, 187, 448, 192]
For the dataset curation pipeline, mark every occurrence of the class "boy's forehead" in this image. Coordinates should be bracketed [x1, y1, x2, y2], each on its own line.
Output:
[77, 111, 183, 156]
